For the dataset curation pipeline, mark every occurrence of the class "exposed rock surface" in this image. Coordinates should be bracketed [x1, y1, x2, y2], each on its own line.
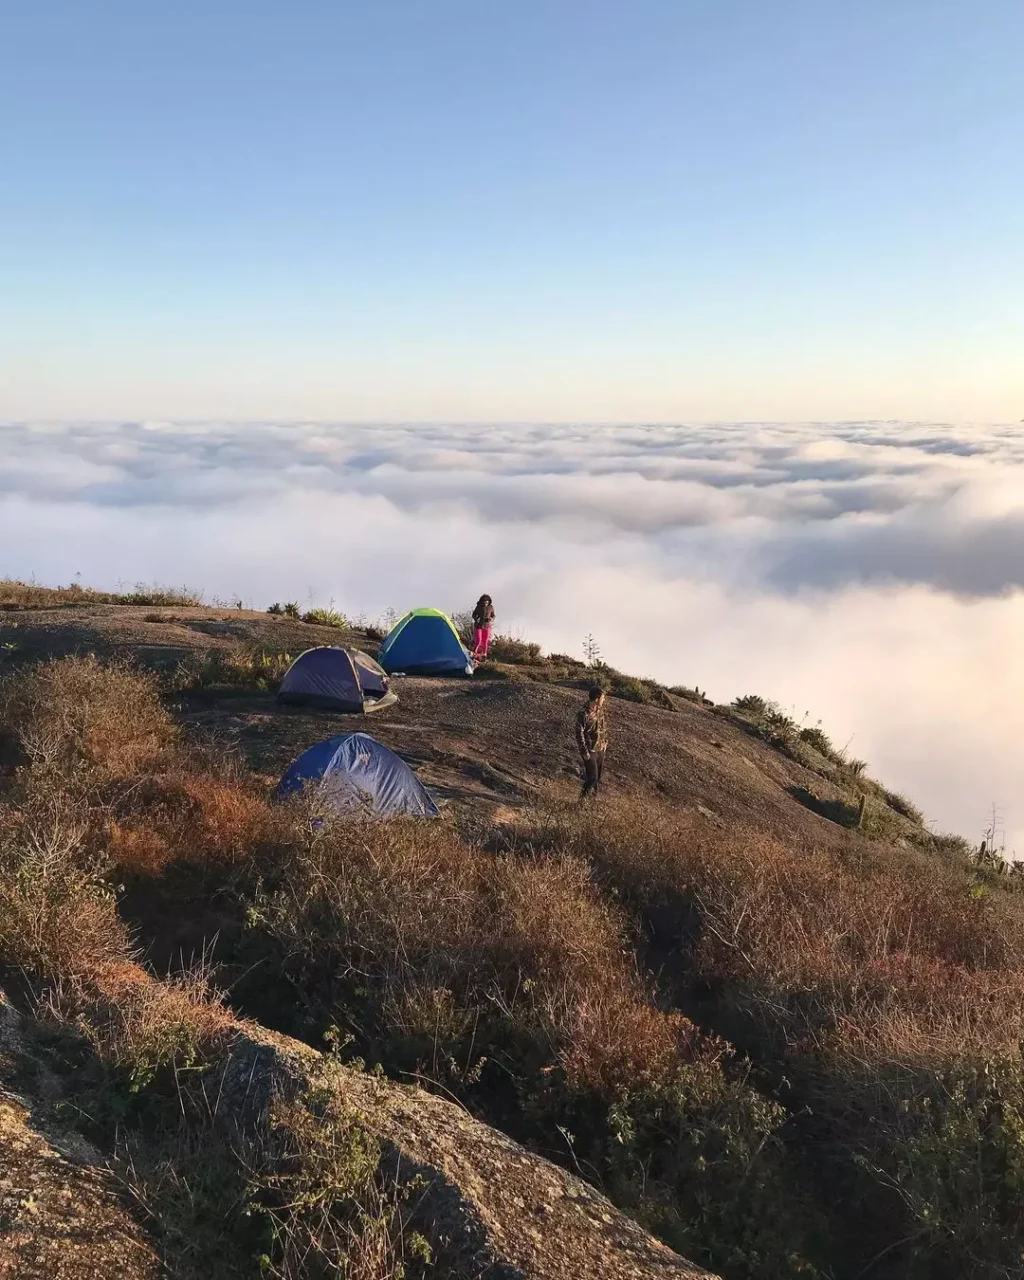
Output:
[0, 996, 160, 1280]
[221, 1016, 716, 1279]
[0, 988, 715, 1279]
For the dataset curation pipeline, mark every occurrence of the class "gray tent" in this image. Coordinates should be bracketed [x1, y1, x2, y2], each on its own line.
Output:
[278, 646, 397, 713]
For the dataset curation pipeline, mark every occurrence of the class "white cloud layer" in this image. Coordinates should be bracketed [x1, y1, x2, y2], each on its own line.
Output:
[2, 418, 1022, 851]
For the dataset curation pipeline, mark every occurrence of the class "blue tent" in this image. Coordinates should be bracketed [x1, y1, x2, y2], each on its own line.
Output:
[276, 732, 439, 818]
[378, 607, 473, 676]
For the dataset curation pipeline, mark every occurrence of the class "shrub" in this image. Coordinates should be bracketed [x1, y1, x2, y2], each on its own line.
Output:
[303, 607, 347, 629]
[931, 831, 973, 860]
[513, 797, 1024, 1277]
[67, 961, 232, 1093]
[866, 1056, 1024, 1276]
[1, 655, 175, 780]
[106, 772, 285, 876]
[238, 812, 816, 1276]
[266, 602, 284, 615]
[798, 724, 836, 758]
[0, 788, 127, 981]
[668, 685, 708, 704]
[282, 601, 301, 618]
[450, 610, 474, 647]
[549, 653, 586, 669]
[488, 634, 542, 664]
[882, 787, 924, 824]
[236, 1085, 439, 1280]
[115, 584, 205, 607]
[600, 1063, 818, 1276]
[606, 673, 675, 710]
[174, 647, 292, 693]
[731, 694, 767, 716]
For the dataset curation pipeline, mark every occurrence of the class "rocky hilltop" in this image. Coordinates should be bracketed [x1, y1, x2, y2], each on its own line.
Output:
[2, 582, 1021, 1280]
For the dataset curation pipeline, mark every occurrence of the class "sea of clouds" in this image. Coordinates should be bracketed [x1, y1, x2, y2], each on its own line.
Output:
[3, 418, 1022, 850]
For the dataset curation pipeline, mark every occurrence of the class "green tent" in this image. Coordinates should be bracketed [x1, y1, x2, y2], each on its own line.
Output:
[378, 607, 473, 675]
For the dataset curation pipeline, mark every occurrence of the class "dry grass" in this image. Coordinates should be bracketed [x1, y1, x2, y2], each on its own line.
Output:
[249, 807, 812, 1276]
[259, 814, 644, 1071]
[173, 646, 294, 693]
[1, 655, 176, 780]
[14, 651, 1024, 1276]
[0, 656, 426, 1280]
[0, 579, 203, 609]
[521, 799, 1024, 1057]
[513, 798, 1024, 1276]
[0, 783, 129, 981]
[106, 771, 286, 875]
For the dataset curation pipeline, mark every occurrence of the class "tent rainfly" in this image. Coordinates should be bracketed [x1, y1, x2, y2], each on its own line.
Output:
[377, 607, 473, 676]
[278, 646, 397, 713]
[276, 732, 439, 818]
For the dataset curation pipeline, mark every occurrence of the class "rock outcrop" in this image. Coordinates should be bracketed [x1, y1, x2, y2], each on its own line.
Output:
[0, 989, 715, 1279]
[0, 996, 159, 1280]
[222, 1016, 715, 1280]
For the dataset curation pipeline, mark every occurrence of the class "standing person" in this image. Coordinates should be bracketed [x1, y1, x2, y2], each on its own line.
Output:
[576, 685, 608, 801]
[472, 594, 495, 661]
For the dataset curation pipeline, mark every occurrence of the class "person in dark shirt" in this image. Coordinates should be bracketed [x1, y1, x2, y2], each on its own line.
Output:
[472, 594, 495, 661]
[575, 685, 608, 801]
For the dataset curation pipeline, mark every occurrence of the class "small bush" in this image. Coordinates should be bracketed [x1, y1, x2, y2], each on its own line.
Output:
[266, 602, 284, 615]
[249, 1090, 435, 1280]
[303, 607, 347, 629]
[488, 634, 542, 664]
[282, 601, 301, 618]
[882, 787, 924, 824]
[732, 694, 767, 716]
[931, 831, 973, 860]
[0, 791, 127, 981]
[2, 655, 175, 779]
[106, 772, 284, 876]
[69, 962, 232, 1093]
[798, 725, 836, 758]
[450, 610, 474, 647]
[668, 685, 708, 704]
[549, 653, 586, 669]
[174, 647, 292, 693]
[588, 669, 675, 710]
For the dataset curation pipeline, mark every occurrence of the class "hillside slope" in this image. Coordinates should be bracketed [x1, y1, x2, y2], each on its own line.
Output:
[3, 585, 1022, 1280]
[3, 598, 875, 847]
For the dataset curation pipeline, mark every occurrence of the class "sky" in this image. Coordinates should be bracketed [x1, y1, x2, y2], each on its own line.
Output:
[1, 0, 1022, 420]
[2, 6, 1023, 847]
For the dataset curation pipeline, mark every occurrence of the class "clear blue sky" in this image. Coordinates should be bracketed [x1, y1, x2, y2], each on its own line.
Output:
[1, 1, 1021, 421]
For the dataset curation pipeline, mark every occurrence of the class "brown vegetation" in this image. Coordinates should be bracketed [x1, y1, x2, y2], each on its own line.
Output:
[4, 628, 1024, 1280]
[0, 578, 203, 609]
[515, 799, 1024, 1276]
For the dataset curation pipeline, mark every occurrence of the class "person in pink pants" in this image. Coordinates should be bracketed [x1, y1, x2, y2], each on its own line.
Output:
[472, 594, 495, 661]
